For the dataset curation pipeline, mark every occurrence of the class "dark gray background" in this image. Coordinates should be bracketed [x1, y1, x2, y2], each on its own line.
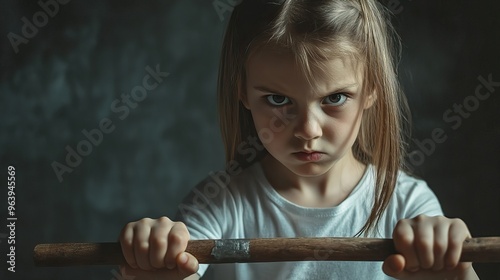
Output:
[0, 0, 499, 279]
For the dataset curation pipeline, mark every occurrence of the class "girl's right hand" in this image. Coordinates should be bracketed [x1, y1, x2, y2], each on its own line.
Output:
[119, 217, 199, 279]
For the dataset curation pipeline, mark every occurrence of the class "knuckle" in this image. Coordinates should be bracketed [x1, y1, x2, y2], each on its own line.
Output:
[393, 226, 411, 244]
[413, 214, 428, 223]
[395, 218, 410, 228]
[138, 217, 153, 225]
[437, 215, 448, 222]
[393, 221, 408, 237]
[393, 229, 403, 239]
[124, 221, 136, 229]
[158, 216, 172, 224]
[174, 221, 188, 230]
[174, 222, 190, 237]
[452, 218, 469, 231]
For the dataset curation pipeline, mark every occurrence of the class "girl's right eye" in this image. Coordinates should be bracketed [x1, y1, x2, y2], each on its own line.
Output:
[266, 95, 290, 106]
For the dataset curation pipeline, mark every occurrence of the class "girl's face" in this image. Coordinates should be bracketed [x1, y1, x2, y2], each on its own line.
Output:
[242, 48, 374, 177]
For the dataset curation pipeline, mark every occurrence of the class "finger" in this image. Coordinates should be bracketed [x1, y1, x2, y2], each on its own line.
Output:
[382, 254, 405, 277]
[432, 222, 449, 271]
[149, 219, 172, 269]
[133, 218, 154, 270]
[119, 265, 132, 277]
[119, 265, 142, 279]
[393, 219, 420, 272]
[414, 219, 434, 269]
[176, 252, 199, 277]
[121, 265, 180, 279]
[165, 222, 190, 269]
[119, 223, 139, 269]
[445, 219, 470, 269]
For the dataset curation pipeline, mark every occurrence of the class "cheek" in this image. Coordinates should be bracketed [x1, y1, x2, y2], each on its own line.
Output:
[252, 113, 284, 145]
[323, 109, 364, 139]
[249, 110, 292, 151]
[249, 103, 285, 130]
[250, 110, 271, 132]
[340, 112, 365, 143]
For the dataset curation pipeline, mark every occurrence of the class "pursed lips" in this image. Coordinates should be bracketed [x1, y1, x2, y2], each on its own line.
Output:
[292, 150, 325, 161]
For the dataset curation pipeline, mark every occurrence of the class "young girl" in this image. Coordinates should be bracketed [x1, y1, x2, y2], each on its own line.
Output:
[119, 0, 478, 279]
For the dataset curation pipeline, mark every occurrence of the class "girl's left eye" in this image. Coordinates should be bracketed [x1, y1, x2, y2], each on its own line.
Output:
[323, 93, 348, 106]
[266, 95, 290, 106]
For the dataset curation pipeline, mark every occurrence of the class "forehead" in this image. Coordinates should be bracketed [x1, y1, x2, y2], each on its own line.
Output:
[245, 47, 363, 95]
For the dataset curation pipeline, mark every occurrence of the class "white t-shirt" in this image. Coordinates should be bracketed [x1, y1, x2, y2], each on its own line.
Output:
[176, 163, 443, 279]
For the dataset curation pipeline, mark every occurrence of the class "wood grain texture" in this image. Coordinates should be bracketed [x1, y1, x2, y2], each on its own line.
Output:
[33, 237, 500, 266]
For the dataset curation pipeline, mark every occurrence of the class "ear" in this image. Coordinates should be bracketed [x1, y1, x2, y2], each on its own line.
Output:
[363, 90, 377, 109]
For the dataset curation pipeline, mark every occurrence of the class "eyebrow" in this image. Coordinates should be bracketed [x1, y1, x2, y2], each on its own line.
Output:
[253, 83, 359, 96]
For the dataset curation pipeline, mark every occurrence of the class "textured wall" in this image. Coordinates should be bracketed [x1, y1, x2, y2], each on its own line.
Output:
[0, 0, 499, 279]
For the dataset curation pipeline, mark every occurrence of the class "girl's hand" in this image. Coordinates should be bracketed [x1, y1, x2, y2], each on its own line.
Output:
[118, 266, 200, 280]
[382, 215, 479, 280]
[119, 217, 199, 280]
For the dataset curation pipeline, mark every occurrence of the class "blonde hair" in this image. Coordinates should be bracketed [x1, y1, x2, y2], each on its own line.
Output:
[218, 0, 410, 235]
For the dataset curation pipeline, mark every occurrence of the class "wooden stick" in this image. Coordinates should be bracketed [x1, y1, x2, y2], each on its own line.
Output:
[33, 237, 500, 267]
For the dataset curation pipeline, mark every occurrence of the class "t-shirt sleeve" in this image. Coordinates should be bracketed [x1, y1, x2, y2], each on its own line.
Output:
[174, 176, 234, 277]
[395, 173, 444, 219]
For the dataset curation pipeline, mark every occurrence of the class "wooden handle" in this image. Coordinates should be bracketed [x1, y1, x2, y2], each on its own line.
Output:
[33, 237, 500, 266]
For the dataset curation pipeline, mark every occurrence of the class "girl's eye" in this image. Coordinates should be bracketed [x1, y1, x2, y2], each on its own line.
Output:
[266, 95, 290, 106]
[323, 93, 348, 106]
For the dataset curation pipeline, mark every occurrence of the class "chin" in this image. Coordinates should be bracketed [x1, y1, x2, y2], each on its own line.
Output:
[287, 162, 332, 177]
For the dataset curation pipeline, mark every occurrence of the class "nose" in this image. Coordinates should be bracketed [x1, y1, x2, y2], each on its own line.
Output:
[293, 108, 323, 141]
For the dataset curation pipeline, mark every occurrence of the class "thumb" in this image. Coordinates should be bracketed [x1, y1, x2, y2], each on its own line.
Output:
[382, 254, 406, 278]
[176, 252, 199, 278]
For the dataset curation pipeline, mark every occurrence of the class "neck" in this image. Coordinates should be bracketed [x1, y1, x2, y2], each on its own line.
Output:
[261, 151, 366, 207]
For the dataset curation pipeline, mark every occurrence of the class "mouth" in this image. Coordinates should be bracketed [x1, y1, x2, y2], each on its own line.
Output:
[292, 151, 324, 162]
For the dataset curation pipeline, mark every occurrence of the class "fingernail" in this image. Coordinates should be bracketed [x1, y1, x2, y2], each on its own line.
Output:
[178, 252, 188, 264]
[166, 263, 176, 270]
[407, 267, 419, 272]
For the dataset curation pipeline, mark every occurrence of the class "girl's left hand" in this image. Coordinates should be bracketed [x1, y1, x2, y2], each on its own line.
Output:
[382, 215, 479, 280]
